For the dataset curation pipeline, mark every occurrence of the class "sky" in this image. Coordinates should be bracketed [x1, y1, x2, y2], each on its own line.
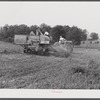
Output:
[0, 2, 100, 36]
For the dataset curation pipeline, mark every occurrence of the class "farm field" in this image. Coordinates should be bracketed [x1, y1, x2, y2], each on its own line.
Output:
[78, 41, 100, 49]
[0, 41, 100, 89]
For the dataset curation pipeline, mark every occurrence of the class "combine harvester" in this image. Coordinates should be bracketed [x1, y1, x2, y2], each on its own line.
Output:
[14, 29, 73, 56]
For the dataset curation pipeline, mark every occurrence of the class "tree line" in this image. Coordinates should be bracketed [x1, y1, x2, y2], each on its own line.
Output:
[0, 23, 99, 45]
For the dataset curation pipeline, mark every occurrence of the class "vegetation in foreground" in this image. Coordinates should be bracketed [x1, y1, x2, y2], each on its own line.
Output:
[0, 42, 100, 89]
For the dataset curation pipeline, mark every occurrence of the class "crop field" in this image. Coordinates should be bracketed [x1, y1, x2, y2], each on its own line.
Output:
[78, 41, 100, 50]
[0, 41, 100, 89]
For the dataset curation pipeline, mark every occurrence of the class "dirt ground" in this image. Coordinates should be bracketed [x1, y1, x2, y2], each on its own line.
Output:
[0, 41, 100, 89]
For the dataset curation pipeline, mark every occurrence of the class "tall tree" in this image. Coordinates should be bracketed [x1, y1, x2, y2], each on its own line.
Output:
[30, 25, 38, 34]
[90, 32, 99, 40]
[50, 25, 66, 43]
[39, 23, 51, 34]
[80, 29, 87, 41]
[70, 26, 82, 45]
[63, 25, 71, 40]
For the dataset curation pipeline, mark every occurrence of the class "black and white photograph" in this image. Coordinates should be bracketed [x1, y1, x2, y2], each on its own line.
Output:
[0, 1, 100, 91]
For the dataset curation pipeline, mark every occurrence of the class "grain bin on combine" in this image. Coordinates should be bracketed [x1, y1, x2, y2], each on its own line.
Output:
[14, 29, 73, 56]
[14, 29, 50, 55]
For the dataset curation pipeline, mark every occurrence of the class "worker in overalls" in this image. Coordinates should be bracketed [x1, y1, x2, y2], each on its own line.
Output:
[44, 31, 49, 36]
[59, 36, 66, 44]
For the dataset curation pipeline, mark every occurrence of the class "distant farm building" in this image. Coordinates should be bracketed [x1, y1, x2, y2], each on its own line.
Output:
[81, 38, 100, 44]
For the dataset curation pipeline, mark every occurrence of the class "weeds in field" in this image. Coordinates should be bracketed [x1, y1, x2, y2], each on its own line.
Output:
[63, 59, 100, 89]
[0, 41, 100, 89]
[53, 51, 70, 58]
[0, 56, 100, 89]
[1, 48, 22, 54]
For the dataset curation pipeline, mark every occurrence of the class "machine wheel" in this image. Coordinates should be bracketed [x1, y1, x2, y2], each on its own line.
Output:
[37, 45, 50, 56]
[61, 43, 73, 54]
[65, 43, 73, 53]
[43, 48, 50, 56]
[27, 49, 33, 54]
[23, 49, 28, 53]
[24, 48, 32, 54]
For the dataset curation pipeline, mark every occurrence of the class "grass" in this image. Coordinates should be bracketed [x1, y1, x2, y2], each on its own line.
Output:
[67, 60, 100, 89]
[0, 41, 23, 54]
[77, 42, 100, 50]
[0, 41, 100, 89]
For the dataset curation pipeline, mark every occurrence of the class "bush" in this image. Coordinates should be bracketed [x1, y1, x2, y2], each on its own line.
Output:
[6, 37, 14, 43]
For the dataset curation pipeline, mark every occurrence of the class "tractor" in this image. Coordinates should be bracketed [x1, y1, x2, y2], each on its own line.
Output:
[14, 29, 73, 56]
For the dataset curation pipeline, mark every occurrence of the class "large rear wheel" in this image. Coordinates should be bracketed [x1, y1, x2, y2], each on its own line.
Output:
[61, 42, 73, 54]
[23, 48, 32, 54]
